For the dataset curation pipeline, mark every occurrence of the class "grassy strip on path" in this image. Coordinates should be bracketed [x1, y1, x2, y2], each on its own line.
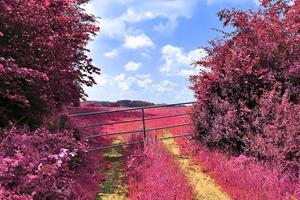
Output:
[161, 131, 231, 200]
[95, 137, 128, 200]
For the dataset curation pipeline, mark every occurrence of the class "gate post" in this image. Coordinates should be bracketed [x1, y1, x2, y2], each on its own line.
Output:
[141, 108, 147, 140]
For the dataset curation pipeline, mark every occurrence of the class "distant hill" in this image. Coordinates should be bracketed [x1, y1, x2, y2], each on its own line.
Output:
[82, 100, 156, 108]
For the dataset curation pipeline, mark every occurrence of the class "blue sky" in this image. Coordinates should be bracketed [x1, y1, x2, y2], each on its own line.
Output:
[83, 0, 259, 104]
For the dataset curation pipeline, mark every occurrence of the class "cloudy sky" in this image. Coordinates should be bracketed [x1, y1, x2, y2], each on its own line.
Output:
[83, 0, 259, 104]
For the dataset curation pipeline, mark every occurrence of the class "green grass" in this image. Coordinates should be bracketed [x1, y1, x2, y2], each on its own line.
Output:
[95, 147, 128, 200]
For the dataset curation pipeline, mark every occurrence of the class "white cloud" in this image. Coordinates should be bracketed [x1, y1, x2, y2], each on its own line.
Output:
[104, 49, 119, 58]
[88, 73, 178, 95]
[124, 34, 154, 49]
[124, 61, 142, 71]
[84, 73, 194, 104]
[118, 80, 132, 91]
[115, 74, 136, 91]
[140, 52, 152, 59]
[152, 80, 178, 93]
[180, 69, 196, 76]
[174, 87, 195, 102]
[121, 8, 156, 23]
[107, 73, 153, 91]
[206, 0, 253, 5]
[160, 44, 208, 76]
[85, 0, 200, 39]
[84, 0, 259, 40]
[93, 74, 114, 87]
[136, 74, 151, 79]
[160, 45, 186, 73]
[137, 77, 153, 88]
[114, 73, 126, 81]
[154, 18, 178, 35]
[101, 18, 127, 39]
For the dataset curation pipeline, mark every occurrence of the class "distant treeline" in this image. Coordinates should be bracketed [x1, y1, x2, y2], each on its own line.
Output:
[84, 100, 156, 107]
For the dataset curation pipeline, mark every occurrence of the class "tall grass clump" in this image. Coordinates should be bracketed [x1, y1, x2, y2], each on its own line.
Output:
[192, 144, 300, 200]
[126, 135, 194, 200]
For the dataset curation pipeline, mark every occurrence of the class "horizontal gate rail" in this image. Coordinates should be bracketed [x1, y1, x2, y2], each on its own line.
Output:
[86, 122, 192, 139]
[68, 101, 195, 117]
[79, 112, 189, 128]
[68, 101, 196, 152]
[86, 129, 142, 139]
[87, 133, 193, 152]
[145, 112, 190, 121]
[80, 118, 142, 128]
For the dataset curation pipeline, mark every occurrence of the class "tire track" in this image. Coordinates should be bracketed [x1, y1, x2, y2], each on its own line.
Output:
[96, 137, 128, 200]
[161, 131, 231, 200]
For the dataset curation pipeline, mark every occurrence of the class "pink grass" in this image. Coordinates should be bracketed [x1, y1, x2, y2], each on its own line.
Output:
[126, 135, 194, 200]
[70, 105, 300, 199]
[176, 137, 300, 200]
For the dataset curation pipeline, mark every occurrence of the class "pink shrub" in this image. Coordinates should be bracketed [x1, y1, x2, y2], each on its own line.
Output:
[191, 0, 300, 178]
[126, 138, 194, 200]
[0, 127, 91, 199]
[246, 90, 300, 175]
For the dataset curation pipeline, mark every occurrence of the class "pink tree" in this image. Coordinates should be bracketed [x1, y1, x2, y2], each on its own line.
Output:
[0, 0, 100, 127]
[191, 0, 299, 173]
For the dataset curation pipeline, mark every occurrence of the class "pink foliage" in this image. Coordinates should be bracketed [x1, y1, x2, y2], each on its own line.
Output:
[126, 137, 194, 200]
[191, 0, 300, 177]
[0, 0, 100, 127]
[175, 137, 300, 200]
[0, 127, 91, 199]
[195, 147, 299, 200]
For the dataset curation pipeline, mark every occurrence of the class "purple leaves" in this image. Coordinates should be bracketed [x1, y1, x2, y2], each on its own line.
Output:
[191, 1, 299, 197]
[0, 127, 87, 199]
[0, 0, 100, 127]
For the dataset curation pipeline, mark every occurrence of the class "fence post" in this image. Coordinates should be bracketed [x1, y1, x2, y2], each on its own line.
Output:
[141, 108, 147, 140]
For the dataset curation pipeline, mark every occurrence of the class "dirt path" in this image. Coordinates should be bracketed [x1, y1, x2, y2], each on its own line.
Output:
[95, 133, 231, 200]
[161, 131, 231, 200]
[95, 137, 128, 200]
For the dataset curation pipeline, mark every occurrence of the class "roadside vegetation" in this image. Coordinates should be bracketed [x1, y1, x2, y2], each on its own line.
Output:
[191, 0, 300, 198]
[0, 0, 100, 199]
